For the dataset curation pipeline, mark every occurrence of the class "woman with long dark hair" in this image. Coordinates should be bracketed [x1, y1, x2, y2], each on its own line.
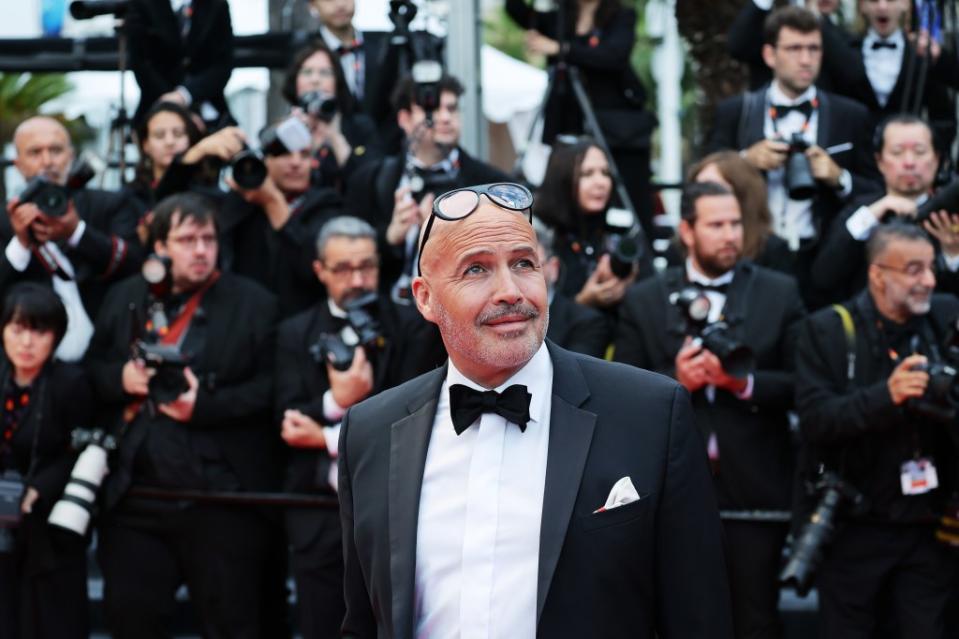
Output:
[0, 283, 93, 639]
[282, 41, 379, 194]
[127, 101, 203, 210]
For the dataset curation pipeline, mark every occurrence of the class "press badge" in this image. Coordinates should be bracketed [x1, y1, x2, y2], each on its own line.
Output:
[900, 458, 939, 496]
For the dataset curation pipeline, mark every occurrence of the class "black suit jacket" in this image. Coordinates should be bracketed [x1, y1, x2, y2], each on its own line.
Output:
[345, 148, 511, 287]
[0, 188, 146, 321]
[546, 292, 610, 359]
[614, 262, 806, 509]
[707, 84, 881, 242]
[126, 0, 234, 126]
[85, 272, 279, 509]
[338, 341, 733, 639]
[275, 297, 445, 551]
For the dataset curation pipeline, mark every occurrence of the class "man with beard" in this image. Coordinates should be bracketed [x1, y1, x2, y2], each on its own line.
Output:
[813, 115, 959, 302]
[1, 116, 144, 361]
[86, 193, 280, 639]
[337, 182, 734, 638]
[273, 216, 444, 639]
[614, 181, 805, 639]
[795, 222, 959, 638]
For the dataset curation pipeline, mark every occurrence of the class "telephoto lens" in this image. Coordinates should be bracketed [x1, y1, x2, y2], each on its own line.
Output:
[785, 132, 816, 200]
[48, 432, 114, 536]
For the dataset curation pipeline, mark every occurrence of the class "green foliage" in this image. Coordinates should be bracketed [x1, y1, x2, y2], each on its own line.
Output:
[0, 73, 91, 145]
[483, 6, 542, 66]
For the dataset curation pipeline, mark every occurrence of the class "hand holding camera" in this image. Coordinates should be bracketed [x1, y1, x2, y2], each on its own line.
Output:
[121, 358, 154, 396]
[870, 193, 919, 222]
[6, 198, 43, 248]
[281, 409, 327, 449]
[888, 353, 930, 405]
[29, 201, 81, 244]
[676, 337, 710, 392]
[742, 138, 790, 172]
[327, 346, 374, 410]
[182, 126, 247, 166]
[804, 144, 842, 189]
[386, 188, 433, 246]
[575, 254, 633, 308]
[156, 366, 199, 423]
[921, 210, 959, 257]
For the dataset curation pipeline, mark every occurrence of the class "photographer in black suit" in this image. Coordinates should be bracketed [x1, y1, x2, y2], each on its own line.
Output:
[345, 75, 509, 298]
[708, 6, 880, 306]
[795, 222, 959, 639]
[614, 182, 806, 639]
[1, 116, 144, 361]
[87, 193, 279, 639]
[274, 215, 444, 639]
[126, 0, 235, 128]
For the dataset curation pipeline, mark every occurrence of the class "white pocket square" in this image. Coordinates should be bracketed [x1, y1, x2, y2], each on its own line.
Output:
[593, 476, 640, 513]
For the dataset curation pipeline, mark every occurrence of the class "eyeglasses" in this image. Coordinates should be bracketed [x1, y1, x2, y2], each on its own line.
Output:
[416, 183, 534, 275]
[323, 258, 379, 278]
[874, 261, 936, 277]
[169, 233, 218, 249]
[776, 44, 822, 56]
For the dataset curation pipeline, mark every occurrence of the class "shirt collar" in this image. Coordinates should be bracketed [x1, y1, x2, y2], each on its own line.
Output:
[409, 147, 460, 172]
[446, 341, 552, 425]
[318, 24, 363, 50]
[170, 0, 190, 12]
[769, 81, 817, 107]
[328, 298, 348, 319]
[864, 27, 904, 48]
[685, 258, 735, 287]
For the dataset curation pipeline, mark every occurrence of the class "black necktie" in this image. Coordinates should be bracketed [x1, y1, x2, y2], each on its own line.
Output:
[871, 40, 897, 50]
[773, 101, 813, 119]
[449, 384, 532, 435]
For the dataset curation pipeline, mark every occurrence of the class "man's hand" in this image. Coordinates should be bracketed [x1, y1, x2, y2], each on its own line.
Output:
[386, 187, 420, 246]
[122, 359, 153, 396]
[158, 367, 199, 422]
[805, 145, 843, 188]
[7, 198, 41, 248]
[868, 194, 919, 222]
[922, 210, 959, 258]
[700, 349, 749, 394]
[20, 487, 39, 515]
[742, 139, 790, 171]
[182, 126, 246, 165]
[327, 347, 374, 410]
[913, 29, 942, 62]
[676, 337, 710, 393]
[30, 202, 81, 244]
[281, 409, 327, 449]
[574, 254, 632, 308]
[887, 354, 929, 405]
[525, 30, 560, 56]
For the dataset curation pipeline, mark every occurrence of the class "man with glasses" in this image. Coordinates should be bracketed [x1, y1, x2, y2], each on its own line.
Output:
[273, 215, 445, 639]
[708, 5, 879, 307]
[338, 183, 734, 638]
[795, 221, 959, 638]
[86, 193, 280, 638]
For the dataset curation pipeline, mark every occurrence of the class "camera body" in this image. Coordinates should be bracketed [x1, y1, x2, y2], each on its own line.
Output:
[132, 340, 192, 405]
[784, 132, 817, 200]
[309, 292, 384, 371]
[299, 91, 337, 123]
[671, 286, 756, 377]
[18, 156, 97, 218]
[47, 428, 118, 536]
[229, 117, 312, 190]
[604, 207, 645, 279]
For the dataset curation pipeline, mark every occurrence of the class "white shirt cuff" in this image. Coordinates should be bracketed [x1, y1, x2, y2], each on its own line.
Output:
[323, 424, 341, 459]
[845, 205, 879, 241]
[322, 389, 347, 423]
[735, 374, 755, 400]
[837, 169, 853, 198]
[943, 253, 959, 272]
[176, 85, 193, 106]
[4, 237, 31, 271]
[752, 0, 774, 9]
[66, 219, 86, 248]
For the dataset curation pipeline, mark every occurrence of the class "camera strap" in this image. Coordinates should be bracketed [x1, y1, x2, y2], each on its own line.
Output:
[831, 304, 857, 383]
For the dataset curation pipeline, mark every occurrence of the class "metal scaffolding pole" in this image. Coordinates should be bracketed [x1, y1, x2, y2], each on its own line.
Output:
[444, 0, 486, 159]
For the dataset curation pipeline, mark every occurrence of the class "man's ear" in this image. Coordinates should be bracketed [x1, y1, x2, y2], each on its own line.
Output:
[761, 43, 776, 71]
[153, 238, 168, 257]
[397, 108, 412, 136]
[678, 219, 695, 253]
[411, 276, 436, 324]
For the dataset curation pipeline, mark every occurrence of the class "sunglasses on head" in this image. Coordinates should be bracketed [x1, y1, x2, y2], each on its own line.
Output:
[416, 182, 534, 275]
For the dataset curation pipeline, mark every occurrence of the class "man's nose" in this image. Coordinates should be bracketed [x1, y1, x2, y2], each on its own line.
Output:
[491, 267, 523, 305]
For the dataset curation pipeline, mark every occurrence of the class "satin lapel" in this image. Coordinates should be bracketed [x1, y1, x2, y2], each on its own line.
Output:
[388, 366, 446, 639]
[889, 44, 916, 111]
[816, 90, 833, 151]
[537, 342, 596, 622]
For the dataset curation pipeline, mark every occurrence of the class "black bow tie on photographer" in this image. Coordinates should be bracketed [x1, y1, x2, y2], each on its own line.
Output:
[338, 42, 361, 56]
[773, 101, 813, 119]
[449, 384, 532, 435]
[871, 40, 898, 50]
[697, 283, 729, 294]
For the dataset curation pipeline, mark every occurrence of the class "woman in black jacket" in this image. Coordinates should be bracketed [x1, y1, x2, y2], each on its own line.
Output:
[0, 284, 94, 639]
[282, 41, 380, 195]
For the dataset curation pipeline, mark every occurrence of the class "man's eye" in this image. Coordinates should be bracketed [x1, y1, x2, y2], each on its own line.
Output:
[464, 264, 486, 275]
[514, 259, 536, 269]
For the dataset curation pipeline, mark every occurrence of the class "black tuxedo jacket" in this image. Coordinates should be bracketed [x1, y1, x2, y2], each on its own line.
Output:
[275, 297, 445, 551]
[338, 341, 733, 639]
[707, 84, 881, 241]
[614, 262, 805, 509]
[85, 272, 279, 509]
[0, 188, 146, 321]
[345, 148, 510, 287]
[216, 186, 343, 319]
[126, 0, 234, 126]
[545, 292, 610, 359]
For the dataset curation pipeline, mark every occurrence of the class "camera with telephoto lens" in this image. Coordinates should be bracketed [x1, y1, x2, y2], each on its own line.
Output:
[69, 0, 128, 19]
[47, 428, 118, 536]
[230, 117, 312, 190]
[780, 471, 865, 596]
[899, 178, 959, 226]
[299, 91, 337, 123]
[309, 292, 384, 371]
[671, 287, 756, 377]
[18, 154, 98, 218]
[604, 207, 646, 279]
[784, 132, 817, 201]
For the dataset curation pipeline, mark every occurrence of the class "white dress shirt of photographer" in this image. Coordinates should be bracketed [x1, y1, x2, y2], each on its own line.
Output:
[5, 118, 95, 361]
[280, 225, 380, 490]
[843, 116, 959, 269]
[313, 0, 366, 103]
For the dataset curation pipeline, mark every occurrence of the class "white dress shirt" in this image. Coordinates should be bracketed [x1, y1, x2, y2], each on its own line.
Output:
[319, 24, 365, 101]
[414, 343, 553, 639]
[862, 28, 905, 108]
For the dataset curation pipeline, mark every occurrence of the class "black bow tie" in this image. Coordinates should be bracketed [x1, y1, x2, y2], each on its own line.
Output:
[337, 42, 361, 56]
[773, 100, 813, 119]
[696, 283, 729, 294]
[871, 40, 898, 50]
[449, 384, 532, 435]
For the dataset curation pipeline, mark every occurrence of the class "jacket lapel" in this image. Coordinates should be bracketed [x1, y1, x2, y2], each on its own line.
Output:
[388, 366, 446, 639]
[816, 89, 833, 151]
[536, 341, 596, 622]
